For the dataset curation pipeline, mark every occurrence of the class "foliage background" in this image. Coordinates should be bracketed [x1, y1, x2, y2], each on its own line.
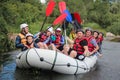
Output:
[0, 0, 120, 52]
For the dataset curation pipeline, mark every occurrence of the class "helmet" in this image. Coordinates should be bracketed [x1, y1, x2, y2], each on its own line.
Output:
[56, 28, 61, 31]
[47, 27, 53, 33]
[20, 23, 28, 30]
[26, 33, 33, 38]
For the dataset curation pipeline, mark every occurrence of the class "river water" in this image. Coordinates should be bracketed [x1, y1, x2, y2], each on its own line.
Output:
[0, 41, 120, 80]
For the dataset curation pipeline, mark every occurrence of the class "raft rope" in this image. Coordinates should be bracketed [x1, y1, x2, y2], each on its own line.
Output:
[50, 50, 58, 71]
[74, 59, 79, 75]
[33, 48, 87, 71]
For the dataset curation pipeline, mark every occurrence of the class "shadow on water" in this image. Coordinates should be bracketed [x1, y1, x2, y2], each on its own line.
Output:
[1, 41, 120, 80]
[15, 68, 85, 80]
[14, 64, 101, 80]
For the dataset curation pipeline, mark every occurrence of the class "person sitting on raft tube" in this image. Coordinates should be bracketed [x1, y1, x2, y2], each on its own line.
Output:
[62, 45, 77, 58]
[85, 28, 99, 55]
[98, 32, 104, 56]
[38, 27, 56, 50]
[15, 23, 31, 51]
[73, 30, 89, 60]
[53, 28, 65, 51]
[23, 33, 40, 51]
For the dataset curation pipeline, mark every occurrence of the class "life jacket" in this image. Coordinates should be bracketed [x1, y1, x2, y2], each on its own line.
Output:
[99, 37, 103, 42]
[39, 33, 47, 42]
[86, 36, 95, 52]
[18, 33, 26, 45]
[95, 38, 100, 44]
[73, 37, 86, 55]
[53, 35, 62, 46]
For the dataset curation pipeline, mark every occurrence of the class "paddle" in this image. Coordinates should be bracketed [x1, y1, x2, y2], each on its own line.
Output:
[73, 12, 82, 29]
[63, 9, 78, 31]
[58, 1, 66, 14]
[40, 1, 56, 31]
[73, 12, 82, 24]
[34, 13, 67, 41]
[52, 13, 67, 26]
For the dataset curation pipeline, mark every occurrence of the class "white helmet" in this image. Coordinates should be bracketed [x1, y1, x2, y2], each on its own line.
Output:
[56, 28, 61, 31]
[47, 27, 53, 33]
[20, 23, 28, 30]
[26, 33, 33, 38]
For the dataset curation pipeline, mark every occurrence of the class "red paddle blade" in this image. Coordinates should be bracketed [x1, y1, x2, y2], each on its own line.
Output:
[59, 1, 66, 14]
[46, 1, 56, 17]
[73, 12, 82, 24]
[53, 13, 67, 26]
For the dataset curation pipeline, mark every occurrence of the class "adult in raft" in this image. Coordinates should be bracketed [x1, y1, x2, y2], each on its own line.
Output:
[15, 23, 30, 51]
[73, 30, 89, 60]
[85, 28, 99, 56]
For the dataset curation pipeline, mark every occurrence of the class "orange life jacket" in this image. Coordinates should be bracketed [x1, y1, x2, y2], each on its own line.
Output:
[73, 37, 86, 55]
[18, 33, 26, 45]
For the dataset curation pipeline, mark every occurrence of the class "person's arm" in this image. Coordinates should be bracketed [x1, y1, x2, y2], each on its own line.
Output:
[83, 46, 89, 56]
[15, 36, 24, 48]
[90, 39, 99, 55]
[43, 37, 50, 44]
[80, 39, 89, 56]
[33, 32, 40, 39]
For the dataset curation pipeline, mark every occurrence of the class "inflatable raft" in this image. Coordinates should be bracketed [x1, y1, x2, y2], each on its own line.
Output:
[16, 48, 97, 74]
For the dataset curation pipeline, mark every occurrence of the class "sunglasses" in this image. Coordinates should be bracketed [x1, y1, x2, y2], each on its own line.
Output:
[56, 30, 61, 32]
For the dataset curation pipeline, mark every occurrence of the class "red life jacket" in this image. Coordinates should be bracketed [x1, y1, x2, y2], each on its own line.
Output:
[53, 35, 61, 46]
[99, 37, 103, 42]
[73, 37, 86, 55]
[95, 38, 100, 44]
[86, 36, 95, 52]
[39, 33, 47, 42]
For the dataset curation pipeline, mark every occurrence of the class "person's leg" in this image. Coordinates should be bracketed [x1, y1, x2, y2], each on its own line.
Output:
[37, 42, 44, 48]
[49, 43, 56, 50]
[69, 50, 77, 58]
[43, 43, 48, 49]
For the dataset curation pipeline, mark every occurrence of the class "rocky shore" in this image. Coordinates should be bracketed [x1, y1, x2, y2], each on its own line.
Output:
[105, 32, 120, 42]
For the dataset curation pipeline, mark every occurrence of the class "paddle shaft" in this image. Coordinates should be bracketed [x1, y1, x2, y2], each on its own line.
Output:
[40, 17, 47, 31]
[63, 21, 67, 45]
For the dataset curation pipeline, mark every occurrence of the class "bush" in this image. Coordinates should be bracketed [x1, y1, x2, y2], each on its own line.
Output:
[107, 22, 120, 35]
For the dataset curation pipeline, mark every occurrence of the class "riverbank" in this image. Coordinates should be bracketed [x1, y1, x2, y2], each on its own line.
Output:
[105, 36, 120, 42]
